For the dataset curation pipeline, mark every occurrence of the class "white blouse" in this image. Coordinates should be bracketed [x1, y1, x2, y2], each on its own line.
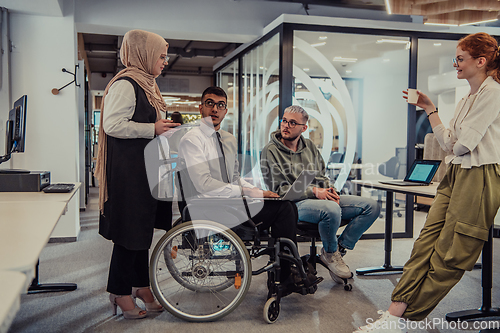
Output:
[102, 80, 164, 139]
[433, 76, 500, 168]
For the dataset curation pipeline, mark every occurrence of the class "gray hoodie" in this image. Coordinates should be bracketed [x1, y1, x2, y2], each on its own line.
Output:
[260, 130, 333, 201]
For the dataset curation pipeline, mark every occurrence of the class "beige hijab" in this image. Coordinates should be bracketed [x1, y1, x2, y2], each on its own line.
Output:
[95, 29, 168, 212]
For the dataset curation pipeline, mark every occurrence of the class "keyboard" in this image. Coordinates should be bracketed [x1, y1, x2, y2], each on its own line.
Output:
[43, 183, 75, 193]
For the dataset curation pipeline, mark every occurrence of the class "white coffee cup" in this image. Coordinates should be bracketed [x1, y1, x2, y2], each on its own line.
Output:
[407, 89, 418, 104]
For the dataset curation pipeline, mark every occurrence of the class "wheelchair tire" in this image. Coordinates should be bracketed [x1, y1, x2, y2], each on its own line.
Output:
[150, 220, 252, 322]
[263, 296, 280, 324]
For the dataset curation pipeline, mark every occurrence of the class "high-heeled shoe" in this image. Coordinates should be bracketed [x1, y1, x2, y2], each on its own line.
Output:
[131, 287, 164, 312]
[109, 294, 147, 319]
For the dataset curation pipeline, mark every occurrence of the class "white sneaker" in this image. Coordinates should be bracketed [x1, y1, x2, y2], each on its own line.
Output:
[320, 248, 351, 279]
[354, 310, 407, 333]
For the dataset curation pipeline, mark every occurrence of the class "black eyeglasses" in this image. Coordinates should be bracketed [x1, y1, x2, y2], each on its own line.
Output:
[280, 118, 306, 128]
[203, 99, 227, 110]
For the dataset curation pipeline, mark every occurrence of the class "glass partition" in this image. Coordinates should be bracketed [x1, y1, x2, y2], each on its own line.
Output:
[416, 39, 466, 142]
[217, 60, 239, 138]
[293, 30, 410, 233]
[293, 31, 410, 189]
[213, 21, 469, 237]
[240, 33, 280, 188]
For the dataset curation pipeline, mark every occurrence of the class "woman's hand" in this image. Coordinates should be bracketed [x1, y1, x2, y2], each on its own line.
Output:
[155, 119, 180, 135]
[403, 90, 436, 113]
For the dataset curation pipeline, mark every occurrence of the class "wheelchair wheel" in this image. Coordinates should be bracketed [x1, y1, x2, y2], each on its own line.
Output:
[150, 220, 252, 322]
[263, 296, 280, 324]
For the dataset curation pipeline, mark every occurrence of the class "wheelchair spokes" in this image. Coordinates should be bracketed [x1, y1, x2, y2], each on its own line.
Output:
[150, 221, 252, 321]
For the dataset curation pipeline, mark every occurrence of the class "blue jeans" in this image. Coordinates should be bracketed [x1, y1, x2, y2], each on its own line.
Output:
[295, 195, 380, 253]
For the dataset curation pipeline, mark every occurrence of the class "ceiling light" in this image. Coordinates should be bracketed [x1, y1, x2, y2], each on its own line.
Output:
[303, 68, 310, 72]
[459, 18, 498, 26]
[311, 42, 326, 47]
[433, 43, 442, 46]
[333, 56, 357, 63]
[384, 0, 392, 15]
[346, 70, 352, 74]
[424, 22, 458, 27]
[228, 82, 233, 86]
[319, 36, 328, 40]
[163, 97, 181, 101]
[377, 39, 408, 44]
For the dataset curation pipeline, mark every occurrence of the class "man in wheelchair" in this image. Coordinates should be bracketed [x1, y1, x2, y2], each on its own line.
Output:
[176, 87, 320, 295]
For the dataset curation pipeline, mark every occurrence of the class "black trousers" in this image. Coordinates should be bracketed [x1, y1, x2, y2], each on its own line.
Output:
[253, 200, 298, 282]
[107, 243, 150, 295]
[254, 200, 297, 242]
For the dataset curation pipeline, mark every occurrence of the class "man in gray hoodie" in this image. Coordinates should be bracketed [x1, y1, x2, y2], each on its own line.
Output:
[261, 105, 379, 282]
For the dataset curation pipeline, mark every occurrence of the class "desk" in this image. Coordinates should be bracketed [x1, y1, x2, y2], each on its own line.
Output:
[352, 180, 438, 275]
[0, 185, 80, 205]
[327, 163, 364, 195]
[0, 201, 67, 286]
[0, 183, 80, 293]
[0, 271, 26, 333]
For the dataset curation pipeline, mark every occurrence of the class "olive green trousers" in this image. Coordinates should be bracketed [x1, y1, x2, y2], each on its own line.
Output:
[391, 164, 500, 321]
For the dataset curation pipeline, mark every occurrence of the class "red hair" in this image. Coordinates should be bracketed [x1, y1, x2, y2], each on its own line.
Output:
[458, 32, 500, 83]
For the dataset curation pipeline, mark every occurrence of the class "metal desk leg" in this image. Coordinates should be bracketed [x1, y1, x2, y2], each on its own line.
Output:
[446, 227, 500, 322]
[356, 191, 404, 275]
[28, 260, 77, 294]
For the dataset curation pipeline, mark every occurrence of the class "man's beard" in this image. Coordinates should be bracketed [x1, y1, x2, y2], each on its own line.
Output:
[281, 132, 300, 142]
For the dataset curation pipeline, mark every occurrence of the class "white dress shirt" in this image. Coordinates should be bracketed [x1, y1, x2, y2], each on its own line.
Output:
[178, 120, 255, 198]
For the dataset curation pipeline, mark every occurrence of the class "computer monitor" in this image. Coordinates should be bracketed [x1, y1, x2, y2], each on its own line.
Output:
[10, 95, 27, 153]
[0, 95, 28, 168]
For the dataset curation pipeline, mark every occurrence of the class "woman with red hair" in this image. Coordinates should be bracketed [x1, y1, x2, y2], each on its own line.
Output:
[355, 32, 500, 333]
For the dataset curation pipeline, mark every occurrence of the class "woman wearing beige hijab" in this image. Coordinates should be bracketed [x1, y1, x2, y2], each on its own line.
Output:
[95, 29, 179, 319]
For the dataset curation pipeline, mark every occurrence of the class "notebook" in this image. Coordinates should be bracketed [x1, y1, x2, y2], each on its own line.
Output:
[263, 170, 317, 201]
[379, 159, 441, 186]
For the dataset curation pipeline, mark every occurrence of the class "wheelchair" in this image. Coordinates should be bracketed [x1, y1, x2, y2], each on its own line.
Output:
[149, 165, 323, 324]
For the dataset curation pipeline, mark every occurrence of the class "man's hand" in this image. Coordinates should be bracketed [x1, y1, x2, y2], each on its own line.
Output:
[155, 119, 181, 135]
[313, 187, 340, 203]
[242, 187, 279, 198]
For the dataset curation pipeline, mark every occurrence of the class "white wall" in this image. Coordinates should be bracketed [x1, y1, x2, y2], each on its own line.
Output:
[4, 7, 81, 240]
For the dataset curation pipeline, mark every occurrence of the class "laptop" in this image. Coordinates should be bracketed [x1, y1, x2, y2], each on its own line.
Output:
[262, 170, 317, 201]
[379, 159, 441, 186]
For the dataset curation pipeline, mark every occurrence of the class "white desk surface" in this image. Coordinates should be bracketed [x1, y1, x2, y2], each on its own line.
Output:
[0, 271, 26, 333]
[0, 201, 67, 276]
[352, 180, 438, 198]
[0, 183, 81, 203]
[327, 163, 364, 170]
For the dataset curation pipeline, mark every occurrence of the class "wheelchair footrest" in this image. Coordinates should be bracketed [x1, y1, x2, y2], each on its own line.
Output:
[295, 276, 324, 295]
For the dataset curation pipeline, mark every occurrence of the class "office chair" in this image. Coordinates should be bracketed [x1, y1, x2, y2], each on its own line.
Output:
[377, 156, 404, 218]
[296, 220, 353, 291]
